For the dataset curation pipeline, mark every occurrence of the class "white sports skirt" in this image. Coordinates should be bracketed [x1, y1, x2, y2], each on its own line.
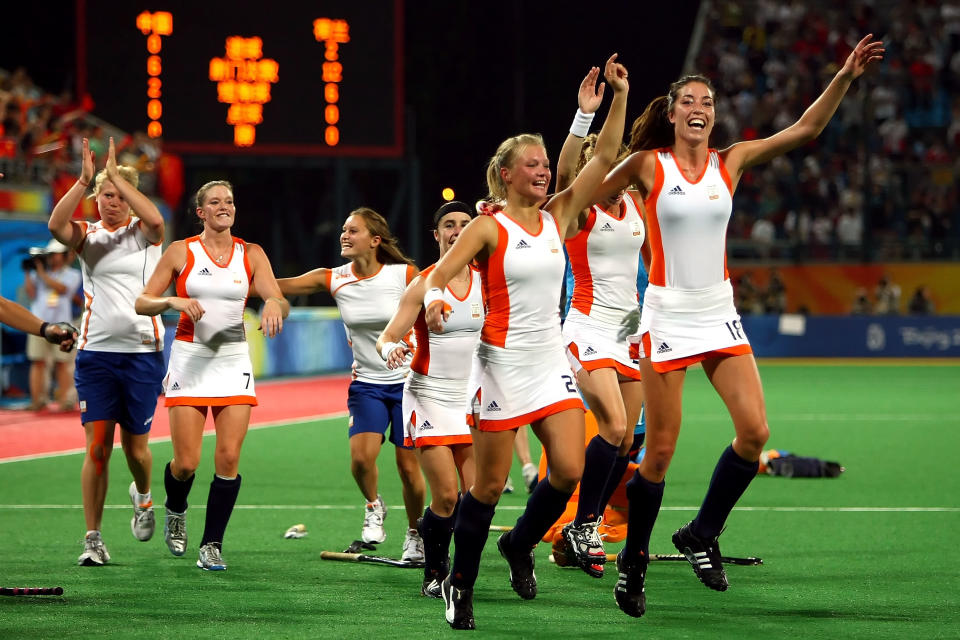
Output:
[164, 340, 257, 407]
[402, 371, 472, 448]
[563, 307, 641, 380]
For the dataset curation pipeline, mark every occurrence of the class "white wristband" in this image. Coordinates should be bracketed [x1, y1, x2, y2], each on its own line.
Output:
[379, 341, 402, 361]
[423, 287, 444, 310]
[569, 108, 595, 137]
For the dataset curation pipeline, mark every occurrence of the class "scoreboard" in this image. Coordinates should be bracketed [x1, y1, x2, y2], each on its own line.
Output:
[78, 0, 403, 156]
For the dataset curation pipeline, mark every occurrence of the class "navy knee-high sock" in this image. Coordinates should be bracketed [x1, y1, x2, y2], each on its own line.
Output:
[510, 478, 573, 549]
[200, 474, 242, 547]
[622, 471, 664, 562]
[574, 435, 619, 525]
[420, 504, 456, 581]
[597, 454, 630, 517]
[450, 492, 496, 590]
[691, 445, 758, 540]
[164, 461, 194, 513]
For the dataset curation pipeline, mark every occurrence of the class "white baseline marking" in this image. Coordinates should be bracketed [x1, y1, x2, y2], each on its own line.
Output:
[0, 504, 955, 512]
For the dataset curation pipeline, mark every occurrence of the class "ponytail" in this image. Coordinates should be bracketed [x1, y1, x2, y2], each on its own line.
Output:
[348, 207, 415, 266]
[628, 74, 717, 153]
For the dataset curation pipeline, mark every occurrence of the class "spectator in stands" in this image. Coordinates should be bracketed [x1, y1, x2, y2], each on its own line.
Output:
[907, 285, 936, 314]
[851, 287, 872, 315]
[873, 274, 902, 314]
[22, 238, 81, 411]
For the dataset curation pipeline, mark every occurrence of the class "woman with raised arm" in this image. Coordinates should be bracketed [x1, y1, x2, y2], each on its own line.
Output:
[376, 201, 480, 599]
[136, 180, 288, 571]
[48, 137, 166, 567]
[423, 54, 629, 630]
[596, 35, 884, 618]
[277, 208, 427, 563]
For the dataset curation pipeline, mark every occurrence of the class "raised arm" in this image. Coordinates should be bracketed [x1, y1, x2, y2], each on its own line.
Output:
[48, 137, 94, 249]
[423, 215, 497, 332]
[104, 137, 165, 244]
[376, 274, 426, 369]
[135, 241, 204, 322]
[722, 34, 884, 179]
[276, 267, 332, 297]
[556, 66, 605, 193]
[547, 54, 629, 233]
[246, 242, 289, 338]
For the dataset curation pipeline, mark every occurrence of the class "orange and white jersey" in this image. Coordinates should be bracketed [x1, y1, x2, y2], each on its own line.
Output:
[479, 210, 566, 351]
[174, 236, 250, 347]
[565, 194, 645, 325]
[329, 262, 417, 384]
[644, 148, 734, 290]
[410, 264, 484, 380]
[77, 217, 163, 353]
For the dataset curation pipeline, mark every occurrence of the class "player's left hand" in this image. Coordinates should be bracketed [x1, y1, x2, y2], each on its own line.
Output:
[604, 53, 629, 94]
[44, 322, 79, 352]
[842, 34, 884, 80]
[385, 344, 412, 370]
[260, 298, 284, 337]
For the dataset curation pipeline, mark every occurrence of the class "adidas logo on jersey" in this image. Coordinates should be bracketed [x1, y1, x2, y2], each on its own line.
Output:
[668, 185, 685, 196]
[656, 342, 672, 354]
[197, 267, 213, 276]
[420, 420, 434, 431]
[515, 239, 531, 249]
[583, 346, 597, 355]
[169, 381, 181, 391]
[486, 400, 502, 412]
[600, 222, 614, 231]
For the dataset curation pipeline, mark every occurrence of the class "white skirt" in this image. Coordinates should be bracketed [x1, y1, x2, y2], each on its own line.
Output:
[164, 340, 257, 407]
[402, 372, 472, 448]
[563, 307, 641, 380]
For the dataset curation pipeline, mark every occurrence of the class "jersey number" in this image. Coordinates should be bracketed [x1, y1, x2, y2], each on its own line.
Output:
[243, 373, 251, 389]
[561, 374, 576, 393]
[725, 320, 744, 340]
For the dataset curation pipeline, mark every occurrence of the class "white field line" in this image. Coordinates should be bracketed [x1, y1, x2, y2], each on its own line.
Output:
[0, 504, 956, 512]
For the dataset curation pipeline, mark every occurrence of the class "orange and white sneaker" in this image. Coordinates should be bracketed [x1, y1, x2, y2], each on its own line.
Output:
[361, 495, 387, 544]
[129, 481, 155, 542]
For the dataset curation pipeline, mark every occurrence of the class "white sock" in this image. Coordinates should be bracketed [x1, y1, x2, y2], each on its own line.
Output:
[86, 530, 100, 538]
[136, 491, 152, 506]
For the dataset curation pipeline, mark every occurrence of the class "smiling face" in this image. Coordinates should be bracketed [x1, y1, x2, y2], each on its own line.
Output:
[340, 214, 380, 259]
[668, 81, 715, 145]
[502, 144, 551, 202]
[433, 210, 473, 256]
[196, 185, 235, 231]
[96, 180, 132, 228]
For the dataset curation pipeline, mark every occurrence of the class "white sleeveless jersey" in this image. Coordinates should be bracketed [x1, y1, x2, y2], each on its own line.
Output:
[329, 262, 416, 384]
[77, 217, 163, 353]
[174, 236, 250, 347]
[565, 193, 645, 325]
[410, 264, 483, 380]
[644, 149, 734, 290]
[480, 210, 566, 351]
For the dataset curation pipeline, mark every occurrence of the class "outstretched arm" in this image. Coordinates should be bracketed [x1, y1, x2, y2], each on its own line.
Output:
[246, 243, 289, 338]
[548, 54, 629, 233]
[556, 66, 605, 193]
[424, 216, 497, 332]
[276, 268, 331, 297]
[0, 296, 78, 351]
[723, 34, 884, 179]
[376, 275, 425, 369]
[104, 137, 165, 244]
[48, 137, 95, 249]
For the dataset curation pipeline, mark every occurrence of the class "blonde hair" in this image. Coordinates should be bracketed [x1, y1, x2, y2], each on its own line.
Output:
[484, 133, 546, 203]
[348, 207, 414, 266]
[194, 180, 234, 208]
[91, 165, 139, 196]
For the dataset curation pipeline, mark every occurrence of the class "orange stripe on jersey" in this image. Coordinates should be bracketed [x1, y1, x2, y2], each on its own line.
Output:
[410, 265, 436, 375]
[565, 210, 596, 316]
[76, 220, 90, 252]
[478, 398, 584, 431]
[165, 394, 258, 407]
[644, 152, 667, 287]
[405, 263, 417, 284]
[174, 240, 197, 342]
[479, 222, 510, 347]
[716, 153, 733, 281]
[640, 332, 752, 372]
[80, 291, 93, 349]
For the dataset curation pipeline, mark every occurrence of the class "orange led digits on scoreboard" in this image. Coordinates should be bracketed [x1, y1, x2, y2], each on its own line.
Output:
[209, 37, 279, 147]
[136, 11, 172, 138]
[313, 18, 349, 147]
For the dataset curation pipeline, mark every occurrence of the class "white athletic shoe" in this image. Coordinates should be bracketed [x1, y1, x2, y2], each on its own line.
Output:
[78, 531, 111, 566]
[164, 509, 188, 557]
[129, 482, 155, 542]
[521, 463, 539, 493]
[401, 528, 425, 563]
[503, 474, 515, 494]
[361, 495, 387, 544]
[197, 542, 227, 571]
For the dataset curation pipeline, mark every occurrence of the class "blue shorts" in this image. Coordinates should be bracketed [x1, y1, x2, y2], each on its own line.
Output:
[75, 350, 165, 434]
[347, 380, 407, 448]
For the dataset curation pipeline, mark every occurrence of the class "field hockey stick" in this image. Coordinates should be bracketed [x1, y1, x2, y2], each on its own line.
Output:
[549, 553, 761, 565]
[320, 550, 425, 569]
[0, 587, 64, 596]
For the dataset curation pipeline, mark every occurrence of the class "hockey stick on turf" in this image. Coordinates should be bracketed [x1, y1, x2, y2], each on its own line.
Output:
[0, 587, 64, 596]
[320, 550, 425, 569]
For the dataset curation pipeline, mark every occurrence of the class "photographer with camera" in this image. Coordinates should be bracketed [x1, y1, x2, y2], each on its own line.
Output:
[22, 238, 82, 411]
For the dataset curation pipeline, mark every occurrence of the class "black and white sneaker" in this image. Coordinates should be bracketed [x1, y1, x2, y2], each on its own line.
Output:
[422, 555, 449, 599]
[497, 532, 537, 600]
[441, 575, 476, 630]
[672, 522, 728, 591]
[561, 519, 606, 578]
[613, 549, 647, 618]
